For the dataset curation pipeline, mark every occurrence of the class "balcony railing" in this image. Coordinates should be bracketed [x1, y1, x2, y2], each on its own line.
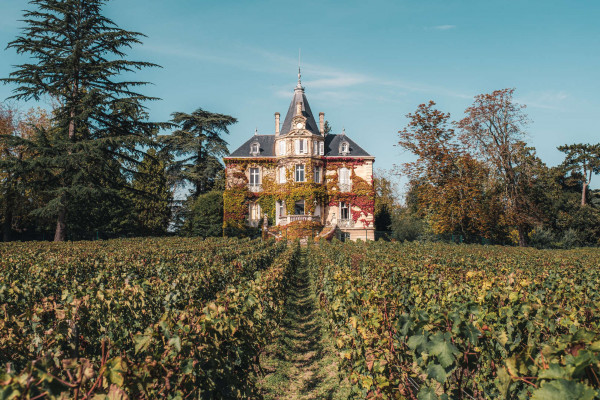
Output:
[338, 219, 355, 228]
[248, 183, 262, 193]
[277, 215, 320, 226]
[338, 183, 352, 193]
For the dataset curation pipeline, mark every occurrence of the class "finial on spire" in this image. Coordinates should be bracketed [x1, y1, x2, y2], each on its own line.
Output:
[254, 127, 258, 136]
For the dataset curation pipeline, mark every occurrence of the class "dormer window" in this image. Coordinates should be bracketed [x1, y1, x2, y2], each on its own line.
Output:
[250, 142, 260, 155]
[340, 141, 349, 155]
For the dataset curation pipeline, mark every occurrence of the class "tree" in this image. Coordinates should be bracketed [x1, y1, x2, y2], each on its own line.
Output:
[373, 170, 400, 231]
[184, 190, 224, 237]
[130, 148, 172, 236]
[323, 120, 332, 135]
[397, 101, 500, 240]
[558, 143, 600, 206]
[2, 0, 160, 241]
[0, 104, 51, 241]
[457, 89, 538, 246]
[161, 109, 236, 199]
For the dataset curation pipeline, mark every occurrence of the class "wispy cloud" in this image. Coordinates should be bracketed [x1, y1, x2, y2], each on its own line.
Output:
[431, 25, 456, 30]
[144, 43, 470, 101]
[518, 90, 569, 111]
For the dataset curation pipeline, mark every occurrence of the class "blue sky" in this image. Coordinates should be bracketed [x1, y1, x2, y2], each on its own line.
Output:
[1, 0, 599, 194]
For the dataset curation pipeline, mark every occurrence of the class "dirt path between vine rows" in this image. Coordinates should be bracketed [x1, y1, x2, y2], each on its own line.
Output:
[257, 250, 350, 400]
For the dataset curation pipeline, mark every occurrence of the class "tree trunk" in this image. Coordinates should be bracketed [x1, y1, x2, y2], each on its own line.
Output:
[54, 207, 67, 242]
[517, 225, 527, 247]
[2, 210, 11, 242]
[582, 182, 588, 206]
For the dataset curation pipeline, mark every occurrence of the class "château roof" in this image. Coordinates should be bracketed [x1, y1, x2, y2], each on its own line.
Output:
[225, 74, 372, 159]
[325, 133, 372, 157]
[279, 85, 321, 136]
[228, 135, 276, 157]
[226, 133, 372, 158]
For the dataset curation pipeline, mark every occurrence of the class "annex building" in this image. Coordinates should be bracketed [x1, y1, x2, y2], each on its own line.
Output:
[223, 72, 375, 241]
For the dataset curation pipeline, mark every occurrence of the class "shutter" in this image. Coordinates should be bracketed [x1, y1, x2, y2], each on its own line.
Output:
[303, 139, 308, 154]
[313, 141, 317, 154]
[340, 168, 349, 184]
[295, 139, 300, 154]
[320, 142, 324, 155]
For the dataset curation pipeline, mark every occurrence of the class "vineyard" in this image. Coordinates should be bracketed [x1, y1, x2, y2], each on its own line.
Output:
[311, 241, 600, 399]
[1, 238, 600, 399]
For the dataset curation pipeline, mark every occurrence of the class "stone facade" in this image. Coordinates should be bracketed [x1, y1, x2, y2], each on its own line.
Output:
[223, 78, 375, 241]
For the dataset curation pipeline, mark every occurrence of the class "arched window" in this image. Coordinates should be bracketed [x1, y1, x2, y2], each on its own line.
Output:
[339, 141, 349, 155]
[250, 142, 260, 155]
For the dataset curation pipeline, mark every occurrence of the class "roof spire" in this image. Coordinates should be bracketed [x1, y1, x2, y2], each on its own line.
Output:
[296, 48, 303, 90]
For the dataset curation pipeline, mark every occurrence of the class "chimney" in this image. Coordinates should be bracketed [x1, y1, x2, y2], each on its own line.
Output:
[296, 101, 302, 116]
[319, 112, 325, 135]
[275, 112, 280, 136]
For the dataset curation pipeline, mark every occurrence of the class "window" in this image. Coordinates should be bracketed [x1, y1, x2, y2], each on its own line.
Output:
[249, 202, 262, 220]
[278, 201, 285, 217]
[313, 141, 318, 155]
[249, 168, 260, 185]
[339, 167, 350, 185]
[251, 142, 260, 155]
[294, 199, 305, 215]
[340, 141, 349, 155]
[314, 166, 320, 183]
[295, 164, 305, 182]
[279, 167, 286, 183]
[340, 202, 350, 220]
[319, 142, 324, 155]
[340, 232, 351, 242]
[295, 139, 308, 154]
[279, 141, 285, 155]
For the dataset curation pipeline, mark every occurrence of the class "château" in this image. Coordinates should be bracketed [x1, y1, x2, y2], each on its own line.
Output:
[223, 72, 375, 241]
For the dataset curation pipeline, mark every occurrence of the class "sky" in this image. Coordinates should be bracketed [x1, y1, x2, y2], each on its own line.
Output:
[1, 0, 599, 195]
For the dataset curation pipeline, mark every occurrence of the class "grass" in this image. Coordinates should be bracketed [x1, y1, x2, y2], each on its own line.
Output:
[257, 250, 350, 399]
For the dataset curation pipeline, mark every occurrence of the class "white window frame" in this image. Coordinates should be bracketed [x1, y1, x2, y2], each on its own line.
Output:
[340, 202, 350, 220]
[294, 199, 305, 215]
[339, 167, 350, 185]
[295, 164, 305, 182]
[279, 141, 285, 156]
[341, 142, 349, 154]
[249, 167, 260, 185]
[296, 138, 307, 154]
[314, 166, 320, 183]
[319, 142, 324, 155]
[249, 202, 262, 220]
[251, 142, 260, 154]
[278, 201, 285, 217]
[279, 167, 287, 183]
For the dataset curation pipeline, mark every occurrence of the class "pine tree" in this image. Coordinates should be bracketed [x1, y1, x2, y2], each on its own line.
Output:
[558, 143, 600, 206]
[131, 148, 172, 236]
[2, 0, 161, 241]
[161, 109, 236, 198]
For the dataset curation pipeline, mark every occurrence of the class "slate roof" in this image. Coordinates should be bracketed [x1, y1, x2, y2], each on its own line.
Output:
[227, 133, 372, 158]
[228, 135, 275, 157]
[325, 134, 372, 157]
[279, 87, 320, 136]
